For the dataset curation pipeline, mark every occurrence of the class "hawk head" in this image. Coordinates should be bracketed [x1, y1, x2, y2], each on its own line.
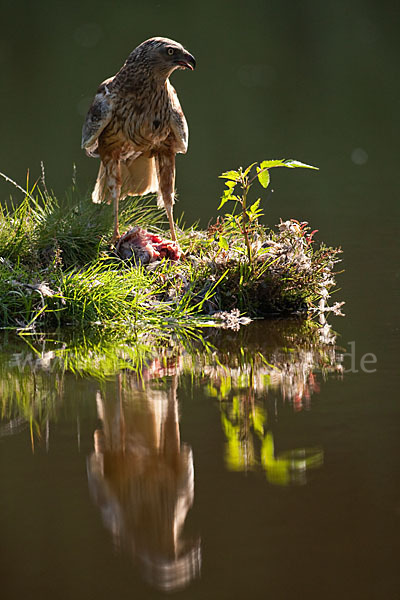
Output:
[134, 37, 196, 78]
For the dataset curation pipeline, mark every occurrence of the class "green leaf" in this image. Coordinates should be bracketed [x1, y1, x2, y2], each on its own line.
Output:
[257, 167, 270, 189]
[217, 197, 229, 210]
[225, 180, 237, 189]
[249, 198, 261, 213]
[219, 170, 241, 181]
[218, 188, 234, 210]
[259, 160, 287, 170]
[259, 159, 319, 171]
[218, 235, 229, 251]
[243, 162, 257, 178]
[282, 159, 319, 170]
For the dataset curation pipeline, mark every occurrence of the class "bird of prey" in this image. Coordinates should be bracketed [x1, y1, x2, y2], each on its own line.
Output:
[81, 37, 196, 243]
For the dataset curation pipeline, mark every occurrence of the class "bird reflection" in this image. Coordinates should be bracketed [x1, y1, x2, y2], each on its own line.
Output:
[87, 368, 200, 592]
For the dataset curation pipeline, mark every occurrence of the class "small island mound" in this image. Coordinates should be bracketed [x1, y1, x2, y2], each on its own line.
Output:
[0, 161, 343, 335]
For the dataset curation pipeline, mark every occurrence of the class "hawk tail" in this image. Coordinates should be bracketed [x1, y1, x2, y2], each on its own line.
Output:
[91, 154, 159, 205]
[92, 162, 109, 204]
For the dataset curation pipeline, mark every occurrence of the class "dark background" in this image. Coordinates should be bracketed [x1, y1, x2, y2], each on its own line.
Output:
[1, 2, 400, 598]
[1, 0, 398, 228]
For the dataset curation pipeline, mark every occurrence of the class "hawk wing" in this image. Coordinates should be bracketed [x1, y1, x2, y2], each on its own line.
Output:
[168, 82, 189, 154]
[81, 77, 115, 156]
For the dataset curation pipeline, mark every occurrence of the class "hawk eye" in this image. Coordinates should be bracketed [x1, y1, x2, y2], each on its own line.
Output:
[167, 47, 175, 56]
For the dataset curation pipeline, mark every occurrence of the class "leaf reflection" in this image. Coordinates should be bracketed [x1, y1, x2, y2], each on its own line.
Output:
[199, 321, 339, 482]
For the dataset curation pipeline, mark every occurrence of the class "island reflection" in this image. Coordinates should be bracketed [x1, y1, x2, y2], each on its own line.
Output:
[0, 318, 342, 590]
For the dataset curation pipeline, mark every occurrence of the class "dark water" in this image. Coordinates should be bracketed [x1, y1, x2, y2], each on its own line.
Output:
[1, 1, 400, 598]
[0, 320, 399, 599]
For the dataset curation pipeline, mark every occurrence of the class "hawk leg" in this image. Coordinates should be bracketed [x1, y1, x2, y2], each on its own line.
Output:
[104, 157, 122, 243]
[156, 151, 177, 242]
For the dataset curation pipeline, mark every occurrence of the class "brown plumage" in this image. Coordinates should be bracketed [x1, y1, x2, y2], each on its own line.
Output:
[81, 37, 196, 242]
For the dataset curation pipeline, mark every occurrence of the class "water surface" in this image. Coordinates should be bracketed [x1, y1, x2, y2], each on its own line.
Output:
[1, 321, 399, 599]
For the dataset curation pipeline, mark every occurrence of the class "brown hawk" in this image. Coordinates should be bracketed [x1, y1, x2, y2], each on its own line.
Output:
[81, 37, 196, 243]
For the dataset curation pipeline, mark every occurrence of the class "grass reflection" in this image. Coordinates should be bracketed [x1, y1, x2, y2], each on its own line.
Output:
[0, 319, 341, 451]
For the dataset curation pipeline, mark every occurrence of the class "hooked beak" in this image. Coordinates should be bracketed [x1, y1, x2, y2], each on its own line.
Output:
[177, 52, 196, 71]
